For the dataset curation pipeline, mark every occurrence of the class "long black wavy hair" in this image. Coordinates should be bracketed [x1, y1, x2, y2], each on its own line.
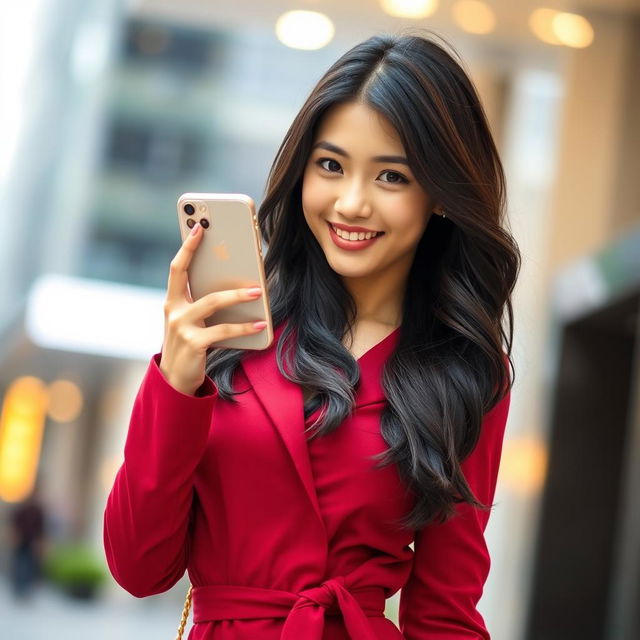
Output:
[205, 31, 520, 531]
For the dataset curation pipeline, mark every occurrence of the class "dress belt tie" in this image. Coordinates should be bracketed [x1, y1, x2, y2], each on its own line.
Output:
[192, 576, 384, 640]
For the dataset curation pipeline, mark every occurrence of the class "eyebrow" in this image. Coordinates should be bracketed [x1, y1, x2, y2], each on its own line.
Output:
[311, 141, 410, 166]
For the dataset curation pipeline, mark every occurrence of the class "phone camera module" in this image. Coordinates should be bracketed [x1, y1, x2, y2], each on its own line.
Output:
[184, 203, 195, 215]
[200, 219, 210, 229]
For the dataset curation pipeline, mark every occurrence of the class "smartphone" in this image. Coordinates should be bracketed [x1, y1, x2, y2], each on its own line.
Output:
[176, 192, 273, 350]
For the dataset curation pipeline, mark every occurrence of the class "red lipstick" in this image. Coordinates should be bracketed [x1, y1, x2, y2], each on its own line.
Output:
[329, 222, 381, 233]
[326, 222, 383, 252]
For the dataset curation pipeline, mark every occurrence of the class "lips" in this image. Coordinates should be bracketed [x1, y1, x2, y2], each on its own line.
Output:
[328, 222, 383, 241]
[326, 222, 384, 251]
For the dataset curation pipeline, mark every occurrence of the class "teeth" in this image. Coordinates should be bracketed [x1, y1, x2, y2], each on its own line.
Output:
[332, 225, 379, 241]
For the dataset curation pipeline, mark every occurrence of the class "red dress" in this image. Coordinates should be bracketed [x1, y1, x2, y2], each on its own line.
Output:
[103, 323, 511, 639]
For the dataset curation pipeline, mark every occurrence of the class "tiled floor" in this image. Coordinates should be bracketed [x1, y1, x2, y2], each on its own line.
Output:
[1, 576, 402, 639]
[0, 577, 189, 640]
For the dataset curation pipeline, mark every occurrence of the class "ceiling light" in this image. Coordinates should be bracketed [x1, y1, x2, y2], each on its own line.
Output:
[379, 0, 439, 20]
[275, 10, 335, 50]
[553, 12, 594, 48]
[529, 8, 563, 45]
[452, 0, 496, 35]
[530, 8, 594, 48]
[25, 274, 165, 361]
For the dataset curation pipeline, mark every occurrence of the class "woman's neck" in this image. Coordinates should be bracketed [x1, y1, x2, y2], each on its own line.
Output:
[342, 266, 408, 329]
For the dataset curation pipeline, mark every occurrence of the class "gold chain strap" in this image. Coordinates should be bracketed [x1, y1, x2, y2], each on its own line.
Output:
[175, 584, 193, 640]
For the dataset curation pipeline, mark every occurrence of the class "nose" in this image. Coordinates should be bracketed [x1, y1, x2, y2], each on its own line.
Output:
[334, 179, 372, 218]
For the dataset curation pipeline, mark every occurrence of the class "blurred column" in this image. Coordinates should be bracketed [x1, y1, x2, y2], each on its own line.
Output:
[484, 64, 564, 640]
[607, 308, 640, 638]
[462, 53, 556, 640]
[547, 12, 640, 269]
[0, 0, 125, 336]
[513, 9, 640, 640]
[0, 0, 127, 557]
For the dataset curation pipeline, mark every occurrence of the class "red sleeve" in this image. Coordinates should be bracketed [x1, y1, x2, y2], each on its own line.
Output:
[399, 386, 511, 639]
[103, 352, 218, 597]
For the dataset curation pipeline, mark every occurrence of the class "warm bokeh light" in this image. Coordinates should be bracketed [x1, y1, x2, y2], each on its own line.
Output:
[0, 376, 48, 503]
[379, 0, 439, 20]
[452, 0, 496, 35]
[99, 384, 125, 424]
[47, 379, 84, 423]
[529, 8, 563, 45]
[275, 11, 335, 50]
[499, 434, 548, 494]
[101, 455, 123, 492]
[553, 12, 594, 48]
[529, 8, 594, 48]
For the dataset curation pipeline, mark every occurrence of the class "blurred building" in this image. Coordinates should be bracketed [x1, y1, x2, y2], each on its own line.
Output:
[0, 1, 638, 639]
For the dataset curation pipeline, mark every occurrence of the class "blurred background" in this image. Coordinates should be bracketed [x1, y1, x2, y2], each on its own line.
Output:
[0, 0, 639, 638]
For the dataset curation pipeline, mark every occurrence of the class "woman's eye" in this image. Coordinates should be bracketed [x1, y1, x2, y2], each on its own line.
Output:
[379, 170, 409, 185]
[317, 158, 342, 173]
[315, 158, 409, 185]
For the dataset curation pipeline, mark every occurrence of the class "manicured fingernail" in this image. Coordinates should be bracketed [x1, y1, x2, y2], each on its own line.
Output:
[253, 321, 267, 330]
[246, 287, 262, 297]
[190, 223, 200, 235]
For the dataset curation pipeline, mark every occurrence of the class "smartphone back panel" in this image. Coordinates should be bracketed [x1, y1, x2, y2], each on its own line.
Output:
[176, 193, 273, 350]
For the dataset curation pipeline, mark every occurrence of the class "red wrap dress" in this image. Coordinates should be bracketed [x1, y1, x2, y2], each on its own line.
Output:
[103, 322, 511, 639]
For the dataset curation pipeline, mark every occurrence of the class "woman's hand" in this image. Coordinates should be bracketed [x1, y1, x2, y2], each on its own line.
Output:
[159, 223, 266, 396]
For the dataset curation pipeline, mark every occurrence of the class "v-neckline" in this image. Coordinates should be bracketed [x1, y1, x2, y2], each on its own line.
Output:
[269, 321, 400, 365]
[354, 326, 400, 364]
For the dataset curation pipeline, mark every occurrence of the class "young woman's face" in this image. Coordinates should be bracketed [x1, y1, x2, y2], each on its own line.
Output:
[302, 101, 435, 284]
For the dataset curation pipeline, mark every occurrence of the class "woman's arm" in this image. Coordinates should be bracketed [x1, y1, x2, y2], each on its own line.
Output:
[399, 386, 511, 639]
[103, 352, 217, 597]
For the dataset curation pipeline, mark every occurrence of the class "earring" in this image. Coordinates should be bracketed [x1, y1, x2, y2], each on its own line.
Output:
[442, 212, 446, 218]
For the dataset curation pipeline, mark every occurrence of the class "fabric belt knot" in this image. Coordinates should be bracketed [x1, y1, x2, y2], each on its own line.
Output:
[192, 576, 384, 640]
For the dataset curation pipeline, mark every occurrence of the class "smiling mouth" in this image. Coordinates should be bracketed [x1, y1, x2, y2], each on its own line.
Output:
[327, 223, 383, 241]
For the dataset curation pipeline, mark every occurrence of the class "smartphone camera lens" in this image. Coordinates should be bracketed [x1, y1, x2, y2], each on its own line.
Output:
[184, 203, 195, 215]
[186, 218, 195, 229]
[200, 219, 210, 229]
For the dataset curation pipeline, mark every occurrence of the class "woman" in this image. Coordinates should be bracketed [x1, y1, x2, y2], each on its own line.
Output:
[104, 31, 520, 639]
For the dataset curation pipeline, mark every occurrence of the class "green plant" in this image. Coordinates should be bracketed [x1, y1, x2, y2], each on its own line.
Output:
[44, 544, 108, 598]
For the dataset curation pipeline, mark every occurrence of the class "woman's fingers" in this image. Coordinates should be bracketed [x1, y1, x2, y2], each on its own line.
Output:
[164, 312, 266, 352]
[195, 320, 267, 351]
[159, 223, 267, 394]
[181, 286, 263, 324]
[166, 223, 202, 304]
